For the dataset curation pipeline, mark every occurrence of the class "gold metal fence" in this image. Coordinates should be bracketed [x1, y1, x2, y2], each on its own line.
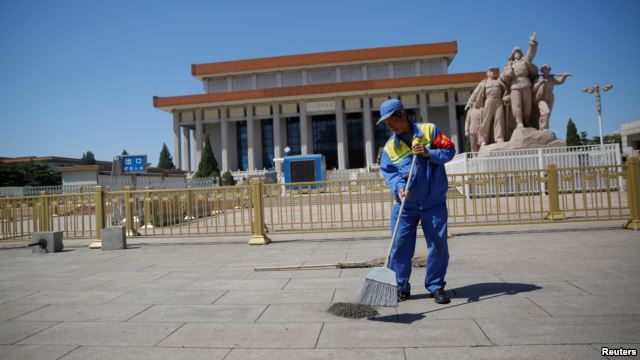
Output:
[1, 161, 638, 243]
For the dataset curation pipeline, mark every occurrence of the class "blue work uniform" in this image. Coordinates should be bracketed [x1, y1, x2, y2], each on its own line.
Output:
[379, 122, 456, 294]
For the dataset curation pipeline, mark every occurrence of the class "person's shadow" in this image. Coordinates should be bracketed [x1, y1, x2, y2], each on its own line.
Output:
[370, 282, 542, 324]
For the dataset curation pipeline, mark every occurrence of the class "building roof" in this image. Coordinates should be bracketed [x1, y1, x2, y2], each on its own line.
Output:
[154, 72, 485, 111]
[0, 156, 111, 166]
[191, 42, 458, 78]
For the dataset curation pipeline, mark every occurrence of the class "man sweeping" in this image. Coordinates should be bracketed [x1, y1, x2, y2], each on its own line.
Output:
[378, 99, 455, 304]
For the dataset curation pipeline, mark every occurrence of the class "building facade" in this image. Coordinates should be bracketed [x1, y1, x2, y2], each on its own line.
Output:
[153, 42, 484, 172]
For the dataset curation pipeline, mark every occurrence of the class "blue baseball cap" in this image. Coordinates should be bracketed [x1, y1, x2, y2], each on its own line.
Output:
[376, 99, 404, 125]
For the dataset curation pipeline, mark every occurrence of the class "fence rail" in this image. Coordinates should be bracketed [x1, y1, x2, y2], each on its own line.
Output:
[2, 160, 639, 242]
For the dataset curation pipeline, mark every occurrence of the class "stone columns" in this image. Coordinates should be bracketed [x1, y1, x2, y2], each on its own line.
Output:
[220, 107, 229, 172]
[173, 111, 182, 170]
[363, 96, 375, 167]
[335, 98, 348, 169]
[300, 101, 310, 154]
[195, 110, 203, 168]
[246, 105, 256, 170]
[273, 103, 282, 159]
[447, 89, 460, 151]
[419, 91, 428, 123]
[183, 127, 191, 173]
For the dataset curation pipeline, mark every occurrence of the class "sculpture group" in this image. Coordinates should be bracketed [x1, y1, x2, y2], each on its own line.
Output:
[465, 33, 571, 152]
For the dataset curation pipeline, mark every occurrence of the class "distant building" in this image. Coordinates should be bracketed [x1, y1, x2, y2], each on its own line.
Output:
[621, 119, 640, 157]
[0, 156, 111, 170]
[153, 42, 484, 172]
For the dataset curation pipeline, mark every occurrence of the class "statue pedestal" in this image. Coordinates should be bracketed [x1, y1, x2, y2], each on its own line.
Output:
[480, 127, 566, 152]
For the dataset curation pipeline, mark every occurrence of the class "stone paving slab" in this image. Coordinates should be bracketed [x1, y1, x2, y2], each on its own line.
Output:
[0, 321, 57, 345]
[257, 303, 397, 323]
[106, 289, 227, 305]
[12, 304, 151, 322]
[215, 289, 334, 304]
[184, 278, 289, 291]
[569, 279, 640, 295]
[158, 323, 323, 348]
[529, 294, 640, 316]
[18, 322, 182, 347]
[404, 345, 603, 360]
[58, 346, 230, 360]
[317, 320, 491, 348]
[0, 303, 46, 321]
[0, 344, 78, 360]
[8, 290, 127, 305]
[475, 315, 640, 345]
[128, 304, 266, 323]
[224, 348, 405, 360]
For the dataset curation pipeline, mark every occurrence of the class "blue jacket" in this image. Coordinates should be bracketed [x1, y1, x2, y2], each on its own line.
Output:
[380, 122, 456, 210]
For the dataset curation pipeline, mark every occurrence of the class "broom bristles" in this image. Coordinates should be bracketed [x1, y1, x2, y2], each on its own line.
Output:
[355, 278, 398, 307]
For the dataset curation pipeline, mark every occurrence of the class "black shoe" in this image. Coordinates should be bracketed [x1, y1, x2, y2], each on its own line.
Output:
[398, 290, 411, 302]
[433, 288, 450, 304]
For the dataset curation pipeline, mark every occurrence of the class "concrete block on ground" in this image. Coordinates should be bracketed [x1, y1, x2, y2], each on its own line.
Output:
[101, 226, 127, 250]
[30, 231, 63, 253]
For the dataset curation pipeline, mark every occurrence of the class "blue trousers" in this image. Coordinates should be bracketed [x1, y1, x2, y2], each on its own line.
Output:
[388, 202, 449, 294]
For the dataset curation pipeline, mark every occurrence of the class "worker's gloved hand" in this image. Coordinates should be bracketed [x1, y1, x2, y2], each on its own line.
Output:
[412, 143, 431, 158]
[399, 188, 410, 201]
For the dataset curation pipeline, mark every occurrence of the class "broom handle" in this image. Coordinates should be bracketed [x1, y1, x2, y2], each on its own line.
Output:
[383, 154, 418, 268]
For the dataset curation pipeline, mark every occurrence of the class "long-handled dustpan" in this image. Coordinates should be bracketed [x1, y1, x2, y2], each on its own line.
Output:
[355, 154, 418, 307]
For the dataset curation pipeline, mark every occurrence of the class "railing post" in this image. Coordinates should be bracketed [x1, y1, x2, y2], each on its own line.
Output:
[248, 178, 271, 245]
[545, 164, 565, 220]
[124, 186, 137, 236]
[39, 191, 50, 232]
[186, 186, 194, 220]
[625, 157, 640, 230]
[142, 186, 153, 229]
[89, 186, 105, 249]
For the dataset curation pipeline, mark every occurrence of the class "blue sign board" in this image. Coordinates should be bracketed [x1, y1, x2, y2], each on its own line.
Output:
[122, 155, 147, 173]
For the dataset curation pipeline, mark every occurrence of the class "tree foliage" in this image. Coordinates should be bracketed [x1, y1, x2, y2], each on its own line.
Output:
[157, 143, 175, 169]
[80, 151, 96, 165]
[194, 136, 220, 179]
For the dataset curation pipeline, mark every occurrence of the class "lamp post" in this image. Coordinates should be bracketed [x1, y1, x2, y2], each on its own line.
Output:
[582, 84, 613, 147]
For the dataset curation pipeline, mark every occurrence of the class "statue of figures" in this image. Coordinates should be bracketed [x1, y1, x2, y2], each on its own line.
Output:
[501, 32, 539, 128]
[533, 64, 571, 131]
[477, 68, 508, 145]
[464, 84, 482, 152]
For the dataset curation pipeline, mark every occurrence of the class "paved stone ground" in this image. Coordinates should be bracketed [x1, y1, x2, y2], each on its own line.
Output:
[0, 221, 638, 359]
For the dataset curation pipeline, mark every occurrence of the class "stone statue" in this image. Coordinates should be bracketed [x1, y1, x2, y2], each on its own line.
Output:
[464, 83, 482, 152]
[533, 64, 571, 131]
[475, 68, 508, 145]
[501, 32, 538, 128]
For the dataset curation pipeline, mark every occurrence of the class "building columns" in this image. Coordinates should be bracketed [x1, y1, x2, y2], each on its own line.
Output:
[246, 105, 256, 170]
[419, 91, 428, 123]
[195, 110, 203, 168]
[173, 111, 182, 170]
[335, 98, 348, 169]
[363, 96, 375, 167]
[183, 127, 192, 173]
[220, 107, 229, 172]
[447, 89, 460, 152]
[273, 103, 282, 159]
[300, 101, 310, 154]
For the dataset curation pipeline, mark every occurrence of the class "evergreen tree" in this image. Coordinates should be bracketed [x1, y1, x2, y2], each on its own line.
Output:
[566, 119, 580, 146]
[157, 143, 175, 169]
[80, 151, 96, 165]
[579, 131, 590, 145]
[121, 149, 129, 155]
[194, 136, 220, 178]
[221, 170, 236, 186]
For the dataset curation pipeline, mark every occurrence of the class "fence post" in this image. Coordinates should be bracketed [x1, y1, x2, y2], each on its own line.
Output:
[39, 191, 50, 232]
[545, 164, 565, 220]
[142, 186, 153, 229]
[625, 157, 640, 230]
[248, 178, 271, 245]
[186, 186, 194, 220]
[89, 186, 104, 249]
[124, 186, 137, 236]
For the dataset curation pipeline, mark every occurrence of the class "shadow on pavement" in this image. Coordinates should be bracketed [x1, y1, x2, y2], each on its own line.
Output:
[370, 282, 542, 324]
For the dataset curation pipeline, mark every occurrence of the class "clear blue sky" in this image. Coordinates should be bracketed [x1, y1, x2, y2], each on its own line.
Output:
[1, 0, 639, 165]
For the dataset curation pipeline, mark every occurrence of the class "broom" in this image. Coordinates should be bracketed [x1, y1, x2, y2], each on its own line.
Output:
[355, 153, 418, 307]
